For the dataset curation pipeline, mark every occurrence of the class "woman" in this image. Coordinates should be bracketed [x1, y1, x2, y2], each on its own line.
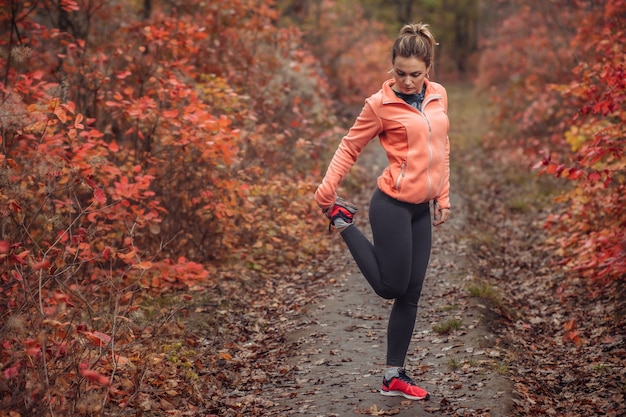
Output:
[315, 22, 450, 400]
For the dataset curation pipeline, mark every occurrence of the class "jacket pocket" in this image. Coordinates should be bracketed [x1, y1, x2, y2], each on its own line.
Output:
[394, 161, 406, 191]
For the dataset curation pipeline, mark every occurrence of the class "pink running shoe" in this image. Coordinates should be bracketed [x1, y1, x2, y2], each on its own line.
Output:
[326, 196, 357, 231]
[380, 369, 430, 400]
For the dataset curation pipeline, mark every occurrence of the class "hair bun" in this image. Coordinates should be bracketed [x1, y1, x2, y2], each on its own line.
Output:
[392, 22, 436, 68]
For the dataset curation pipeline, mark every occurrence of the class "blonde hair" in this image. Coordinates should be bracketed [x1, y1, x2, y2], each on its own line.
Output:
[392, 23, 436, 69]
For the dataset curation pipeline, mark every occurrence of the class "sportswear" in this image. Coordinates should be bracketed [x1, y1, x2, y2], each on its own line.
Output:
[326, 196, 357, 231]
[315, 78, 450, 210]
[381, 368, 430, 400]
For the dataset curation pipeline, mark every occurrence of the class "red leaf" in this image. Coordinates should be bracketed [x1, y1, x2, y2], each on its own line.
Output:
[563, 319, 576, 332]
[94, 188, 106, 204]
[117, 250, 137, 264]
[81, 331, 112, 347]
[588, 171, 601, 182]
[8, 200, 21, 212]
[84, 176, 97, 187]
[23, 338, 41, 356]
[54, 106, 67, 123]
[79, 368, 110, 386]
[52, 291, 73, 305]
[31, 259, 51, 271]
[11, 251, 29, 265]
[60, 0, 80, 12]
[3, 366, 19, 380]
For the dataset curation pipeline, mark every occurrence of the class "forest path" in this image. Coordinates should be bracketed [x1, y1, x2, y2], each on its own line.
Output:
[269, 84, 513, 416]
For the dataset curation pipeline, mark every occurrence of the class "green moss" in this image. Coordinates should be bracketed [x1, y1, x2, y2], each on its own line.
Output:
[433, 318, 463, 335]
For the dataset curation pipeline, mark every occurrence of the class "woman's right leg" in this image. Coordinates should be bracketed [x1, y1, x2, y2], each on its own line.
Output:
[339, 189, 415, 299]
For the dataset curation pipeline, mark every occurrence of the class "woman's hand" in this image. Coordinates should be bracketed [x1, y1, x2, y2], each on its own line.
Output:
[320, 204, 333, 219]
[433, 206, 450, 226]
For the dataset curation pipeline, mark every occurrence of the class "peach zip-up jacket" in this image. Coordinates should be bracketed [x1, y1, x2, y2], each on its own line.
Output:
[315, 78, 450, 210]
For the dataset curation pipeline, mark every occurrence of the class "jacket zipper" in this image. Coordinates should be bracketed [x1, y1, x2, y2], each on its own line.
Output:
[425, 111, 433, 198]
[421, 95, 441, 198]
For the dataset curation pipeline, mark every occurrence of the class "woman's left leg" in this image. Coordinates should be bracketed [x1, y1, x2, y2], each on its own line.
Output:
[385, 203, 432, 367]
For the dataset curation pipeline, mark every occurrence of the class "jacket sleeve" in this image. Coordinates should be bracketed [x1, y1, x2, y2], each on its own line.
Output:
[436, 134, 451, 209]
[435, 86, 451, 210]
[315, 100, 383, 208]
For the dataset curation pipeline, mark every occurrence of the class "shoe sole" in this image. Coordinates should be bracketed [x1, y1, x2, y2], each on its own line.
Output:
[380, 389, 429, 401]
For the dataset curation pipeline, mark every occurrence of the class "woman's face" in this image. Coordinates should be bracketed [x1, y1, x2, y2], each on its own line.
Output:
[392, 56, 428, 95]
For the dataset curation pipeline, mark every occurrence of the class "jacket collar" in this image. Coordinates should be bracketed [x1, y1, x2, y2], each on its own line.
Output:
[381, 78, 436, 105]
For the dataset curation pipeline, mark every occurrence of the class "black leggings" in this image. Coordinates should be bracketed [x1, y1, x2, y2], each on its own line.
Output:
[340, 188, 431, 367]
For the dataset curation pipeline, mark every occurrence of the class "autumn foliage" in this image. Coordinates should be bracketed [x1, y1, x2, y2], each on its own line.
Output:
[0, 0, 392, 415]
[280, 0, 391, 107]
[477, 0, 625, 285]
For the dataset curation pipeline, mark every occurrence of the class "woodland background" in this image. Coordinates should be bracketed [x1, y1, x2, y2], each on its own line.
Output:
[0, 0, 623, 416]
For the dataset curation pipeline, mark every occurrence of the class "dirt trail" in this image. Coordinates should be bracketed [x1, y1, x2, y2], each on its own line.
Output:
[269, 127, 513, 416]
